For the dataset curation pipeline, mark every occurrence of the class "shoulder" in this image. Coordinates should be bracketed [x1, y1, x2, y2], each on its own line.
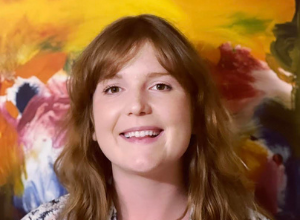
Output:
[21, 194, 69, 220]
[248, 209, 270, 220]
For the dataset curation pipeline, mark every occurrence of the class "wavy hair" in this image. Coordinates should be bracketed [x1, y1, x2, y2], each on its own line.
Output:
[55, 14, 265, 220]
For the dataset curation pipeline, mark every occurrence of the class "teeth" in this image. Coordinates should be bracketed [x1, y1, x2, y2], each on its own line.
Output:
[123, 130, 160, 138]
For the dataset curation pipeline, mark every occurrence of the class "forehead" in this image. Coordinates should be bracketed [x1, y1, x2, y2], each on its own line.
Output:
[101, 43, 169, 81]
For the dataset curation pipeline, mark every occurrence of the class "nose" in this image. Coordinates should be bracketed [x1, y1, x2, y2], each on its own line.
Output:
[127, 91, 152, 116]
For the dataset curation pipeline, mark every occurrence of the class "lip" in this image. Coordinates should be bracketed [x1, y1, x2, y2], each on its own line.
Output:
[120, 126, 163, 135]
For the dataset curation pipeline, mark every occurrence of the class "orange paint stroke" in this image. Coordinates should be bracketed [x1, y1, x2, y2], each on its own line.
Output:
[196, 42, 221, 65]
[0, 79, 14, 96]
[0, 113, 24, 195]
[15, 52, 67, 83]
[5, 101, 19, 119]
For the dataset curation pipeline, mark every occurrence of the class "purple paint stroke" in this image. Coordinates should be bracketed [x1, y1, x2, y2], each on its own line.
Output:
[14, 73, 70, 213]
[17, 74, 69, 150]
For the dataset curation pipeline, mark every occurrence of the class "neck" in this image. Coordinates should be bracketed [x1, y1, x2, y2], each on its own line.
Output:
[112, 162, 189, 220]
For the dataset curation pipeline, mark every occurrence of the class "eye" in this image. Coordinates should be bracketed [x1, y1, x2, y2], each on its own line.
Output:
[103, 86, 122, 94]
[152, 83, 172, 91]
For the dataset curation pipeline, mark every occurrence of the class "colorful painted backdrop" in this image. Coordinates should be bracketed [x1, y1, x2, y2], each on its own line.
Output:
[0, 0, 299, 219]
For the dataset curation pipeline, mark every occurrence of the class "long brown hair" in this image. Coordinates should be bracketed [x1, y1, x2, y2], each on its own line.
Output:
[55, 14, 263, 220]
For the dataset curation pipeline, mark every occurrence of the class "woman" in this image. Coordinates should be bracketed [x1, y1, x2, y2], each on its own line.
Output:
[22, 14, 270, 220]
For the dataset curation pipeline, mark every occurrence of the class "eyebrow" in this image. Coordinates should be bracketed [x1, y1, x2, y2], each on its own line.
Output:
[106, 72, 170, 80]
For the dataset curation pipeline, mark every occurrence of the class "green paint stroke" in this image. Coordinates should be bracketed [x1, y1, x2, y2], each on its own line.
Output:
[270, 0, 300, 104]
[63, 52, 81, 74]
[39, 38, 63, 52]
[270, 0, 300, 155]
[225, 13, 271, 35]
[270, 22, 299, 74]
[270, 0, 299, 76]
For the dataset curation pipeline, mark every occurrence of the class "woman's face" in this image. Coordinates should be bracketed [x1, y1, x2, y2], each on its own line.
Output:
[92, 43, 192, 175]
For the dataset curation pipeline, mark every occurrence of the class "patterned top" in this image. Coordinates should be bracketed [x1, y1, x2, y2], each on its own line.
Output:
[21, 194, 117, 220]
[21, 194, 269, 220]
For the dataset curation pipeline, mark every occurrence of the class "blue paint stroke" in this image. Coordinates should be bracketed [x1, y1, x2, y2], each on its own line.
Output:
[253, 99, 300, 219]
[14, 158, 67, 214]
[16, 83, 38, 113]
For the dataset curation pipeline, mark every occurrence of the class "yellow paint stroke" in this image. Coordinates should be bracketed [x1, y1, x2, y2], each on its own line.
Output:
[0, 113, 24, 195]
[0, 0, 185, 76]
[15, 52, 67, 83]
[0, 15, 72, 78]
[172, 0, 295, 60]
[237, 139, 269, 183]
[0, 0, 295, 73]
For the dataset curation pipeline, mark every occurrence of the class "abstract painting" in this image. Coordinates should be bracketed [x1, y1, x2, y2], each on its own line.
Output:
[0, 0, 299, 219]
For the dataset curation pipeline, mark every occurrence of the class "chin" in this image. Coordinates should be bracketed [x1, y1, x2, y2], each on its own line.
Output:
[115, 159, 163, 175]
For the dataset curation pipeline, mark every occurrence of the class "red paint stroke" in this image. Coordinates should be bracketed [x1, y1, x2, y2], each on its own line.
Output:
[15, 52, 67, 83]
[210, 43, 267, 113]
[255, 158, 286, 215]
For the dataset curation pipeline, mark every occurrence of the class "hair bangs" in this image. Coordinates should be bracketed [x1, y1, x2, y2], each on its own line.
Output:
[84, 15, 196, 93]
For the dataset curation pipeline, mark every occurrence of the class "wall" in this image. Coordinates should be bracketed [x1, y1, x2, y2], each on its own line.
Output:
[0, 0, 299, 219]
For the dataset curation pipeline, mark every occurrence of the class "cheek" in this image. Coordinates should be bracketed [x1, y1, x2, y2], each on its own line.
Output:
[164, 95, 192, 126]
[92, 101, 119, 135]
[161, 95, 192, 151]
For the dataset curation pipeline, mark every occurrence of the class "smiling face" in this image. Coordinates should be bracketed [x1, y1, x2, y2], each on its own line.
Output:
[92, 43, 192, 175]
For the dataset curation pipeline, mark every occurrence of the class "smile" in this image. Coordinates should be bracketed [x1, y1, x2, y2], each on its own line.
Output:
[119, 126, 164, 144]
[123, 130, 161, 138]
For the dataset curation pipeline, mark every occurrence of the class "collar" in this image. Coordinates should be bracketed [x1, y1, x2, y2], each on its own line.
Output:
[108, 205, 194, 220]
